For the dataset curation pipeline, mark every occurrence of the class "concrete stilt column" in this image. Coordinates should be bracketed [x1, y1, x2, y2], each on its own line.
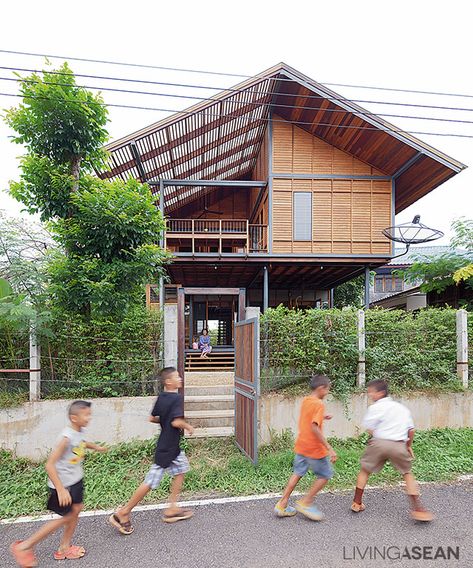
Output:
[164, 304, 178, 368]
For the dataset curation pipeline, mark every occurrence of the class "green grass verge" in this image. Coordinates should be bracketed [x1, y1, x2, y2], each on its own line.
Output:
[1, 428, 472, 519]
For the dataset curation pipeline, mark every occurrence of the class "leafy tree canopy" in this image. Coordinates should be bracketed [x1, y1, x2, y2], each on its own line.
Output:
[4, 64, 167, 318]
[399, 218, 473, 299]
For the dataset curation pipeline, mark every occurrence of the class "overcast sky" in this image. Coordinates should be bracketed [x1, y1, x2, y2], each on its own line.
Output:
[1, 0, 472, 244]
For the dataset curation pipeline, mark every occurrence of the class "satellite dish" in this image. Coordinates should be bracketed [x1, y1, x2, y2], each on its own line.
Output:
[382, 216, 444, 259]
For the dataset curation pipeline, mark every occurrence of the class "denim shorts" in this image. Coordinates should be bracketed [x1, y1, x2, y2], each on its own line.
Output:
[293, 454, 333, 479]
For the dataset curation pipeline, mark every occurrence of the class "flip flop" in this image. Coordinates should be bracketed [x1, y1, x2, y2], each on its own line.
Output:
[162, 508, 194, 523]
[10, 541, 38, 567]
[108, 513, 134, 535]
[54, 545, 86, 560]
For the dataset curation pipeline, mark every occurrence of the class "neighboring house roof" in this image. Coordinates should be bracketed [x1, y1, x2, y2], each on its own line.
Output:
[371, 285, 423, 307]
[388, 246, 465, 267]
[96, 62, 466, 214]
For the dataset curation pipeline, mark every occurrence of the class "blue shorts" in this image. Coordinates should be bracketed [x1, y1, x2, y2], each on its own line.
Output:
[293, 454, 333, 479]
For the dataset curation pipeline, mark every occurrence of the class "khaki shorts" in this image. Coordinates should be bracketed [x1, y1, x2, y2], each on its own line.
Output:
[360, 439, 412, 475]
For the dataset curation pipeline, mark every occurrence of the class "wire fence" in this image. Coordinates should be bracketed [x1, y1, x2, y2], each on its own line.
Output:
[0, 316, 164, 400]
[258, 308, 464, 396]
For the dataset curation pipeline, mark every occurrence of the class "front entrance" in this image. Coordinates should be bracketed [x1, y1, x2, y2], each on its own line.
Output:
[188, 296, 237, 348]
[177, 287, 246, 381]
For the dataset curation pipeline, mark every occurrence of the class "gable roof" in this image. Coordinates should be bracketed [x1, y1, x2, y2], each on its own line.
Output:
[96, 62, 466, 213]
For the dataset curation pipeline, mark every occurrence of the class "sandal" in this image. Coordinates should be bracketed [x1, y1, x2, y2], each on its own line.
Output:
[10, 541, 38, 567]
[54, 545, 86, 560]
[162, 508, 194, 523]
[108, 512, 135, 535]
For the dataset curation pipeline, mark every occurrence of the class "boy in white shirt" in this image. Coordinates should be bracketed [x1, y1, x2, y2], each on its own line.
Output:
[351, 379, 433, 522]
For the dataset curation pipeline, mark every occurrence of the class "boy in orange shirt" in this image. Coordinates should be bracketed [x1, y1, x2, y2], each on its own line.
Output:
[274, 374, 337, 521]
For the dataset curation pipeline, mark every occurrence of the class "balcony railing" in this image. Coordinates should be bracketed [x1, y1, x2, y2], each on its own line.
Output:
[166, 219, 268, 253]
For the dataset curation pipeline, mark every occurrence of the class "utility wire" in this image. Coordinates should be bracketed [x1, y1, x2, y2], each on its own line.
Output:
[2, 48, 473, 100]
[2, 65, 473, 115]
[2, 74, 473, 127]
[2, 91, 473, 139]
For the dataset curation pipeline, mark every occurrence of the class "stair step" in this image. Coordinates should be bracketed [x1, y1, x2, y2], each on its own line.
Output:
[185, 395, 234, 402]
[185, 385, 233, 396]
[186, 409, 234, 418]
[186, 409, 234, 428]
[185, 394, 234, 411]
[186, 426, 233, 438]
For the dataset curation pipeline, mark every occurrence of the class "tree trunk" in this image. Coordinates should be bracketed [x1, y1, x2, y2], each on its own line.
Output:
[70, 155, 82, 193]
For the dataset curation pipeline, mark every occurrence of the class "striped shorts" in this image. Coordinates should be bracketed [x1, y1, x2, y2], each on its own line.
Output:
[144, 452, 190, 489]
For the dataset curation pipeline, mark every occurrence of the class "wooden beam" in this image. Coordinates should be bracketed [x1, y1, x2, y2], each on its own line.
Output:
[183, 287, 240, 295]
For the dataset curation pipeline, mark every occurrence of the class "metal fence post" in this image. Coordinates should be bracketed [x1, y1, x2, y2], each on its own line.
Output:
[29, 323, 41, 401]
[357, 309, 366, 388]
[456, 309, 468, 389]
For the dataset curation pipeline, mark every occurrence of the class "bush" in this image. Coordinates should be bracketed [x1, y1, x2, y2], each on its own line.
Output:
[260, 306, 463, 397]
[0, 304, 163, 401]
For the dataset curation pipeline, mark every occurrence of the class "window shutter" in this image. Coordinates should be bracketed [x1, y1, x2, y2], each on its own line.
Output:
[293, 192, 312, 241]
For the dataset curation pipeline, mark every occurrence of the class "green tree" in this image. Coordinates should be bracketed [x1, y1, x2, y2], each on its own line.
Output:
[5, 64, 167, 318]
[5, 63, 109, 217]
[333, 274, 365, 308]
[400, 218, 473, 308]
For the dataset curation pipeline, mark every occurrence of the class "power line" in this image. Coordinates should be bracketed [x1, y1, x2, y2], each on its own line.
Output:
[2, 65, 473, 115]
[2, 48, 473, 100]
[2, 74, 473, 127]
[2, 91, 473, 139]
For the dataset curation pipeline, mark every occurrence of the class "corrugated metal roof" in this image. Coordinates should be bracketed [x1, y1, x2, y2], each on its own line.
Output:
[389, 246, 470, 266]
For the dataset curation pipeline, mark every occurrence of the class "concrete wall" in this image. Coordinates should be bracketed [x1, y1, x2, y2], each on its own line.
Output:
[1, 397, 159, 461]
[2, 391, 472, 460]
[258, 391, 473, 444]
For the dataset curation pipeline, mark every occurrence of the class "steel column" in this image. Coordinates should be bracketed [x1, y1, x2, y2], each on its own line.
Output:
[364, 266, 371, 309]
[263, 265, 269, 312]
[177, 287, 185, 384]
[268, 111, 273, 254]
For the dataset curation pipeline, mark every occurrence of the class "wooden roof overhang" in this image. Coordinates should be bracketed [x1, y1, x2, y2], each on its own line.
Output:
[167, 256, 384, 289]
[97, 63, 466, 214]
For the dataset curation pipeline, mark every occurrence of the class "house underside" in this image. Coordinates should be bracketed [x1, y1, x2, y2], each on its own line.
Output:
[97, 62, 466, 366]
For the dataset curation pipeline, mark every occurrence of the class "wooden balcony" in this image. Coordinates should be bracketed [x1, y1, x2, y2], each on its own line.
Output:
[166, 219, 268, 254]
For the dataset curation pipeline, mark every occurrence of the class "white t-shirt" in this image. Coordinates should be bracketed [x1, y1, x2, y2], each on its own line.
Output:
[362, 397, 414, 442]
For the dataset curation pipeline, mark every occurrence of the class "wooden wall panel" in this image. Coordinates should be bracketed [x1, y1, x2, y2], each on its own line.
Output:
[272, 119, 293, 171]
[270, 115, 393, 256]
[332, 192, 352, 245]
[272, 183, 292, 245]
[272, 115, 382, 176]
[252, 127, 269, 181]
[313, 191, 332, 243]
[272, 176, 392, 255]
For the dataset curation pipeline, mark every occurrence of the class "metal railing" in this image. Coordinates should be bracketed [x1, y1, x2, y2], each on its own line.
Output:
[166, 219, 268, 253]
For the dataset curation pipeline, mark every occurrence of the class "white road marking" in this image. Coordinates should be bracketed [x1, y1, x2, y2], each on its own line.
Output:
[2, 475, 471, 525]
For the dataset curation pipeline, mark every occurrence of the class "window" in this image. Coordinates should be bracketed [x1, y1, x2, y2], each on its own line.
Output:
[374, 274, 404, 293]
[293, 192, 312, 241]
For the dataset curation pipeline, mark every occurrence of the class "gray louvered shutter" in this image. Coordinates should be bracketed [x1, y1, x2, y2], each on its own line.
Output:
[293, 192, 312, 241]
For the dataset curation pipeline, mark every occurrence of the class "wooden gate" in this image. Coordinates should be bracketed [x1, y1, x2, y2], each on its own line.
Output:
[234, 317, 259, 464]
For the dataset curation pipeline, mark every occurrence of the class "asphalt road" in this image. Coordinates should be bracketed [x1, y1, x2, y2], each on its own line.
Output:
[1, 481, 472, 568]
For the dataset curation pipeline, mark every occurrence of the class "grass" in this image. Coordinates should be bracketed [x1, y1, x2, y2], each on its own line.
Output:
[1, 428, 472, 519]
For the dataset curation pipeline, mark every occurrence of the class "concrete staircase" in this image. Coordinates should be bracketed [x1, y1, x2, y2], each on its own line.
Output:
[184, 372, 234, 438]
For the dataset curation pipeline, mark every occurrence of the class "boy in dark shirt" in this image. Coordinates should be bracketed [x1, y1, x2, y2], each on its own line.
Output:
[109, 367, 194, 534]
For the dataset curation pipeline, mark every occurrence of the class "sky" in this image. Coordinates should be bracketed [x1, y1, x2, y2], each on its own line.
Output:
[1, 0, 472, 244]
